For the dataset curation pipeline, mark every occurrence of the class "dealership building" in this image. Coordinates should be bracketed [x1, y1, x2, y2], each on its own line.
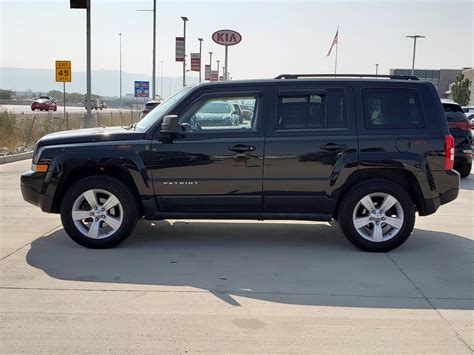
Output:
[390, 68, 473, 104]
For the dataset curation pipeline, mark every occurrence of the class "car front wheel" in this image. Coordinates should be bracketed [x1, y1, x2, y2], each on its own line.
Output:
[60, 176, 139, 248]
[338, 180, 415, 252]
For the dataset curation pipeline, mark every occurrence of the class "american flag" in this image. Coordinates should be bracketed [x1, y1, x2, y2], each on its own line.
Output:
[326, 29, 339, 56]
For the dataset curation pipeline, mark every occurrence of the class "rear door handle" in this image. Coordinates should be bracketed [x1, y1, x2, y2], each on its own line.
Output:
[228, 144, 256, 153]
[320, 143, 348, 151]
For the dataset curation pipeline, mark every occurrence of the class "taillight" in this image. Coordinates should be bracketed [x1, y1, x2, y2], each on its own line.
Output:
[448, 121, 471, 131]
[445, 134, 454, 171]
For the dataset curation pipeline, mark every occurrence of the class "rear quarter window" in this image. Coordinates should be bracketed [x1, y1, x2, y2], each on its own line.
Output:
[443, 103, 468, 122]
[363, 88, 424, 129]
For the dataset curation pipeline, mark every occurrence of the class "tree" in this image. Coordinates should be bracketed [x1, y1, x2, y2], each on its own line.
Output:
[451, 74, 471, 106]
[47, 90, 63, 101]
[0, 89, 13, 99]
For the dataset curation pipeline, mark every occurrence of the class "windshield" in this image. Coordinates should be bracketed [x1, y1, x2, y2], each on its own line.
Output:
[135, 87, 192, 131]
[201, 102, 231, 114]
[39, 96, 49, 99]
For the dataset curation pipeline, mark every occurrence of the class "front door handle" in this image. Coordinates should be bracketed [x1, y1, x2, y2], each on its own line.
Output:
[320, 143, 348, 151]
[228, 144, 256, 153]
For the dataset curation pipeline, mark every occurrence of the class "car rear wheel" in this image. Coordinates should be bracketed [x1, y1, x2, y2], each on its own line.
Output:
[338, 180, 415, 252]
[455, 163, 471, 178]
[60, 176, 139, 248]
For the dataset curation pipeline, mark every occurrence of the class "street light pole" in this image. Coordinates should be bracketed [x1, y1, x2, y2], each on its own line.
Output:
[198, 38, 203, 83]
[160, 61, 163, 98]
[152, 0, 156, 99]
[209, 52, 213, 81]
[216, 60, 220, 81]
[136, 4, 157, 99]
[406, 34, 425, 76]
[375, 63, 379, 76]
[119, 33, 123, 101]
[83, 0, 95, 127]
[181, 16, 188, 87]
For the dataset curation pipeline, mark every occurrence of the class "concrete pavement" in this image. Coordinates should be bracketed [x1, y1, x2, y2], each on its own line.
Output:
[1, 159, 472, 353]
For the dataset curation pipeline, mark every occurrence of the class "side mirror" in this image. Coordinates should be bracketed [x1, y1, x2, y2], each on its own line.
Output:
[160, 115, 180, 142]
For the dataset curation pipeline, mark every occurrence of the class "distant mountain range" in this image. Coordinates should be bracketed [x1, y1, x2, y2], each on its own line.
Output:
[0, 67, 198, 98]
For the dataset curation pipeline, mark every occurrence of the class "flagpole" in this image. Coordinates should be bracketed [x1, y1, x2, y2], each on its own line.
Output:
[334, 26, 339, 75]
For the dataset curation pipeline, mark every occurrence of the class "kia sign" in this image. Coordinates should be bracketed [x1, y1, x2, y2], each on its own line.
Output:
[190, 53, 201, 72]
[212, 30, 242, 46]
[211, 29, 241, 81]
[175, 37, 185, 62]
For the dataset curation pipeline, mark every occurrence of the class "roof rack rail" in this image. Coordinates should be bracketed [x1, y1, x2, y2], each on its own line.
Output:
[275, 74, 419, 80]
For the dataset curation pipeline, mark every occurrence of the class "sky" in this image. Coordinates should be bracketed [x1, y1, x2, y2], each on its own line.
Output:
[1, 0, 473, 82]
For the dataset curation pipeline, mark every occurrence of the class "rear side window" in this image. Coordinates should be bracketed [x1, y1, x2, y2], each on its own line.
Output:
[277, 89, 347, 131]
[363, 88, 424, 129]
[443, 103, 467, 122]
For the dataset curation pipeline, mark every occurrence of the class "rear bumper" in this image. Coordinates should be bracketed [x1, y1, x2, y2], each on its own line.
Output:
[454, 151, 472, 165]
[420, 170, 459, 216]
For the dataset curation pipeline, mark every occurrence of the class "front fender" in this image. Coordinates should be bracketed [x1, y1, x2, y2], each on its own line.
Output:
[37, 141, 154, 212]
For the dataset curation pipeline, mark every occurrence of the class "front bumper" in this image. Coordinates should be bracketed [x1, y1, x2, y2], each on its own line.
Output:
[20, 170, 53, 212]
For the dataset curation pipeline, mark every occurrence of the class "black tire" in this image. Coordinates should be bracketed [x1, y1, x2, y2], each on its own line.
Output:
[338, 179, 416, 252]
[60, 175, 139, 248]
[456, 163, 471, 178]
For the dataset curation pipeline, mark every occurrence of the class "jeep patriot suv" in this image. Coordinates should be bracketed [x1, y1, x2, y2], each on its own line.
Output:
[21, 74, 460, 251]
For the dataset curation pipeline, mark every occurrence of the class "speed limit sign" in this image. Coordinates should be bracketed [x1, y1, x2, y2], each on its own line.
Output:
[56, 60, 71, 82]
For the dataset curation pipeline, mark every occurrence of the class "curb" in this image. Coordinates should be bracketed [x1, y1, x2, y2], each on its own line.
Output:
[0, 152, 33, 165]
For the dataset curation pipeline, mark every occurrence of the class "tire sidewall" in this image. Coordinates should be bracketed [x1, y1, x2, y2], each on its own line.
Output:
[339, 180, 416, 252]
[60, 176, 138, 248]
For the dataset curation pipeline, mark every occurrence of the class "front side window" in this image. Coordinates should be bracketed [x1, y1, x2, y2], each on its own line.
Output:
[363, 88, 424, 129]
[277, 89, 347, 131]
[179, 96, 258, 132]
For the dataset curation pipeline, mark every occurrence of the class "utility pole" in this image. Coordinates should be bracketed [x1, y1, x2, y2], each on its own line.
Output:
[406, 35, 425, 76]
[198, 38, 203, 83]
[181, 16, 188, 87]
[209, 52, 213, 81]
[119, 33, 123, 101]
[216, 60, 220, 81]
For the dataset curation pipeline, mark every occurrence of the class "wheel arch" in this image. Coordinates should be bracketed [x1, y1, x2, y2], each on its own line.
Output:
[51, 165, 143, 216]
[333, 168, 426, 218]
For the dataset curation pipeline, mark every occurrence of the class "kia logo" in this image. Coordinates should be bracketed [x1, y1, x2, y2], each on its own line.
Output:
[212, 30, 242, 46]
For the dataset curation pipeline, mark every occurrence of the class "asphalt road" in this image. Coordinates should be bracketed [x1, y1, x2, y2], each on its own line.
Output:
[1, 104, 126, 115]
[0, 159, 472, 353]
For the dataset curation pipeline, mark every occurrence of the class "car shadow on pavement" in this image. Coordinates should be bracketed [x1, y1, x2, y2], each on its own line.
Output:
[26, 220, 473, 309]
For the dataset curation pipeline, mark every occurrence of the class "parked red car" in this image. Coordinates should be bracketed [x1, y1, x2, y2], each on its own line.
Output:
[31, 95, 57, 111]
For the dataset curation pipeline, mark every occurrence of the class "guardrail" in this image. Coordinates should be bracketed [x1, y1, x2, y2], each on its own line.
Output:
[0, 151, 33, 165]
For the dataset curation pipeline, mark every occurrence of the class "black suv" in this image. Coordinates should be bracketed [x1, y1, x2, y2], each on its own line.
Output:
[21, 74, 459, 252]
[441, 99, 472, 178]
